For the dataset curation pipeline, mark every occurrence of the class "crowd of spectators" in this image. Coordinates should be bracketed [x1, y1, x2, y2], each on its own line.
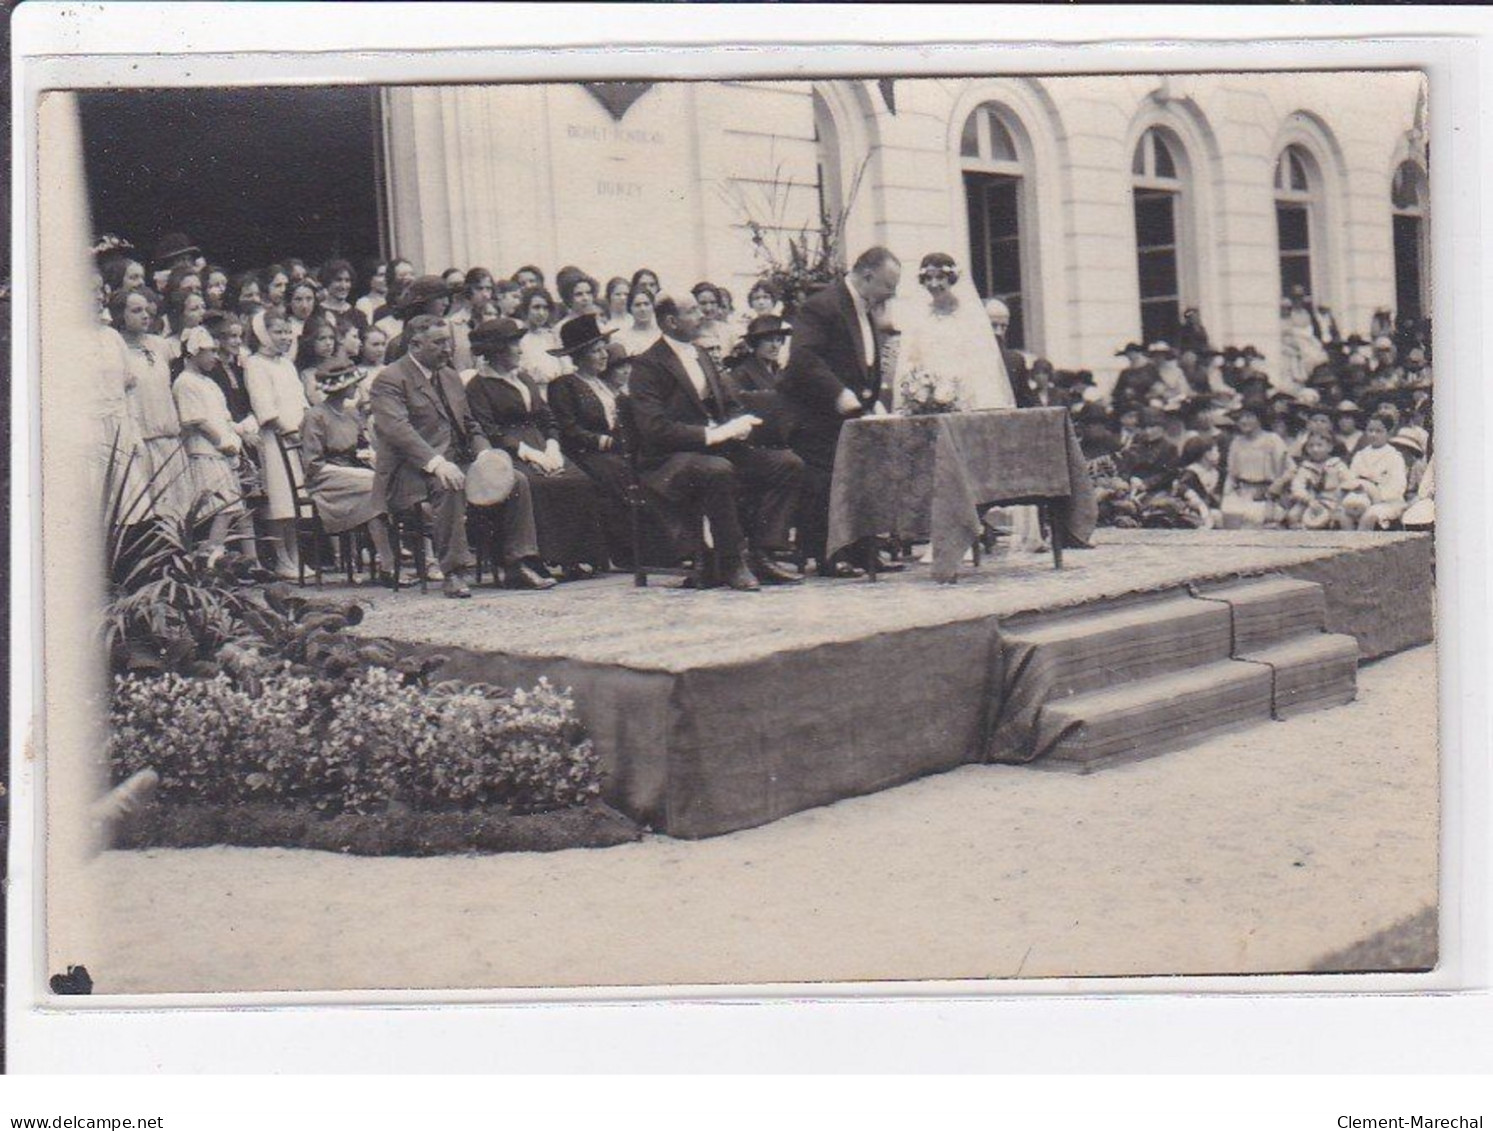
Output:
[90, 228, 1435, 595]
[991, 286, 1434, 533]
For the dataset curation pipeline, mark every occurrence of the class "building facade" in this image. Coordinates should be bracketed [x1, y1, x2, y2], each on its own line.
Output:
[383, 71, 1428, 385]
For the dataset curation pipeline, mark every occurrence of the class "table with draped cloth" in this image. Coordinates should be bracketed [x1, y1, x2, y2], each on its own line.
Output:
[825, 407, 1099, 583]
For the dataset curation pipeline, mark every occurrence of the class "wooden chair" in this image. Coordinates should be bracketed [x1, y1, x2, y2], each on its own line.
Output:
[275, 432, 376, 587]
[388, 505, 430, 593]
[275, 431, 327, 586]
[614, 395, 718, 588]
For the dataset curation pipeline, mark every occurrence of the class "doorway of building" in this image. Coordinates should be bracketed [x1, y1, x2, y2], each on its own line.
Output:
[78, 86, 385, 275]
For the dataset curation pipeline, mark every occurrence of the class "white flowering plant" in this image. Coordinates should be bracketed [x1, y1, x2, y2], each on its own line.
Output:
[108, 667, 600, 816]
[898, 366, 963, 416]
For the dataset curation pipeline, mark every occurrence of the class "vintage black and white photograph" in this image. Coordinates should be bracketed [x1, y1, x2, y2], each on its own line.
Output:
[32, 62, 1439, 997]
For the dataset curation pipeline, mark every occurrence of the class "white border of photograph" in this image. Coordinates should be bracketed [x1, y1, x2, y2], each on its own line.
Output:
[8, 2, 1491, 1073]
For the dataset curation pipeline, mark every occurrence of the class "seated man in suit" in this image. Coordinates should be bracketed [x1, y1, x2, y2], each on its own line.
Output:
[777, 246, 903, 577]
[628, 293, 805, 591]
[370, 314, 552, 597]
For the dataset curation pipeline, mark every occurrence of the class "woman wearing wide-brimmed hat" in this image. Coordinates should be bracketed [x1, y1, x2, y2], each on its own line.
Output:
[548, 320, 639, 566]
[300, 356, 397, 583]
[465, 316, 609, 578]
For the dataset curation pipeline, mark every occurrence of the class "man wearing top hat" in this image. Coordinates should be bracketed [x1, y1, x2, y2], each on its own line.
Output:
[370, 314, 547, 597]
[628, 292, 806, 591]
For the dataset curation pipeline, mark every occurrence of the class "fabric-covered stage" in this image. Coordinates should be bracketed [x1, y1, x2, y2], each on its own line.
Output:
[353, 530, 1434, 838]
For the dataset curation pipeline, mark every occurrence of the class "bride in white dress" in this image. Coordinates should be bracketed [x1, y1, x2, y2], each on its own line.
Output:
[892, 251, 1046, 553]
[894, 252, 1017, 412]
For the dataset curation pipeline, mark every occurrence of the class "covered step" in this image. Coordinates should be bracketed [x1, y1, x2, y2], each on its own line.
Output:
[1033, 659, 1273, 771]
[1240, 632, 1359, 718]
[989, 593, 1232, 762]
[1198, 576, 1328, 652]
[1002, 593, 1233, 697]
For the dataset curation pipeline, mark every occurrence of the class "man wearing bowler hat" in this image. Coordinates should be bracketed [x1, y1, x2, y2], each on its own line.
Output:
[384, 275, 456, 363]
[629, 292, 805, 591]
[151, 231, 203, 292]
[370, 315, 549, 597]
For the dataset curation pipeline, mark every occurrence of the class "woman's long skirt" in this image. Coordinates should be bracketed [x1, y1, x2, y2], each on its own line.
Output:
[307, 465, 383, 534]
[519, 460, 608, 567]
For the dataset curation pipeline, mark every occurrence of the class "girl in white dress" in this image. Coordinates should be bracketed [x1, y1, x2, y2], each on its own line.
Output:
[516, 287, 570, 393]
[109, 288, 195, 522]
[173, 327, 250, 551]
[244, 309, 307, 579]
[613, 283, 662, 359]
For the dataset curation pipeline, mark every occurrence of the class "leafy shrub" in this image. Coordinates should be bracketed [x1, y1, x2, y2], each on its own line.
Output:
[107, 668, 600, 817]
[110, 672, 256, 802]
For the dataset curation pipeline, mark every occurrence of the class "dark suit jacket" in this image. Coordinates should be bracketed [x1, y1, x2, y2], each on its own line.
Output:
[1023, 384, 1068, 411]
[777, 279, 882, 465]
[727, 355, 781, 395]
[466, 367, 558, 455]
[1005, 347, 1035, 408]
[548, 372, 618, 458]
[369, 353, 490, 514]
[628, 336, 744, 466]
[725, 356, 793, 448]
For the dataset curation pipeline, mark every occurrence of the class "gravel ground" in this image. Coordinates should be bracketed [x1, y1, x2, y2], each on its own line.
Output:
[53, 645, 1439, 996]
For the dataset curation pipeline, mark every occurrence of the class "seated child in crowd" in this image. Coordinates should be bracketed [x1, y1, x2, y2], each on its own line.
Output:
[1285, 431, 1351, 529]
[1339, 415, 1409, 531]
[1220, 404, 1294, 529]
[1173, 435, 1222, 529]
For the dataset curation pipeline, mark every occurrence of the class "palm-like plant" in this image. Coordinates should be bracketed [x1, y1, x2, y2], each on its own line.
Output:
[101, 438, 270, 676]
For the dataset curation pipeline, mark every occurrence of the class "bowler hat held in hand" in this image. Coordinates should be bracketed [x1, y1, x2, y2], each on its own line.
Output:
[464, 448, 518, 506]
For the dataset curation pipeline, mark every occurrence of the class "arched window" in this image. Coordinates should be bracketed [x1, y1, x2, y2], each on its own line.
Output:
[1274, 145, 1319, 299]
[1391, 160, 1429, 322]
[812, 91, 843, 229]
[961, 102, 1029, 349]
[1131, 128, 1188, 345]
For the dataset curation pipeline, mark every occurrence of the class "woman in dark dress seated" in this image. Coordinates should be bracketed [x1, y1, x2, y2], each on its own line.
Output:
[465, 316, 608, 579]
[547, 317, 636, 566]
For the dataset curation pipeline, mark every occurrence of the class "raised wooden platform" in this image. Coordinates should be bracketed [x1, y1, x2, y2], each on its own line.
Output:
[348, 530, 1434, 838]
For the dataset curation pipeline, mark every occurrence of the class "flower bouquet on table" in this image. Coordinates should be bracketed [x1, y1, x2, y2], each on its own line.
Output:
[898, 366, 963, 416]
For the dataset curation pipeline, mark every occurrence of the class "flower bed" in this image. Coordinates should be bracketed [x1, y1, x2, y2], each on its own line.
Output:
[99, 493, 617, 850]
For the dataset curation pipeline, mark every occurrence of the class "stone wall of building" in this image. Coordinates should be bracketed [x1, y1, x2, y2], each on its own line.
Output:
[384, 71, 1426, 386]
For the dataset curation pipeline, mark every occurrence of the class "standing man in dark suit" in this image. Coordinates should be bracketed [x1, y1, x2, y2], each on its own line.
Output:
[984, 297, 1036, 408]
[370, 315, 549, 597]
[777, 246, 902, 577]
[628, 293, 805, 591]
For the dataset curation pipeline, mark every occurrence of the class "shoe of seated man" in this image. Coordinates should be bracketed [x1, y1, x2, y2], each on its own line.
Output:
[749, 551, 803, 585]
[507, 559, 558, 591]
[442, 573, 472, 599]
[816, 556, 866, 579]
[721, 558, 761, 592]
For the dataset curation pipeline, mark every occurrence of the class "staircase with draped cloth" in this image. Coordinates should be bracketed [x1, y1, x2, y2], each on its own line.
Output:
[990, 577, 1361, 770]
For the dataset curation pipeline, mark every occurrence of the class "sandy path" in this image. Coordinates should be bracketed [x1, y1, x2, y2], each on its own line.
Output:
[66, 646, 1438, 995]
